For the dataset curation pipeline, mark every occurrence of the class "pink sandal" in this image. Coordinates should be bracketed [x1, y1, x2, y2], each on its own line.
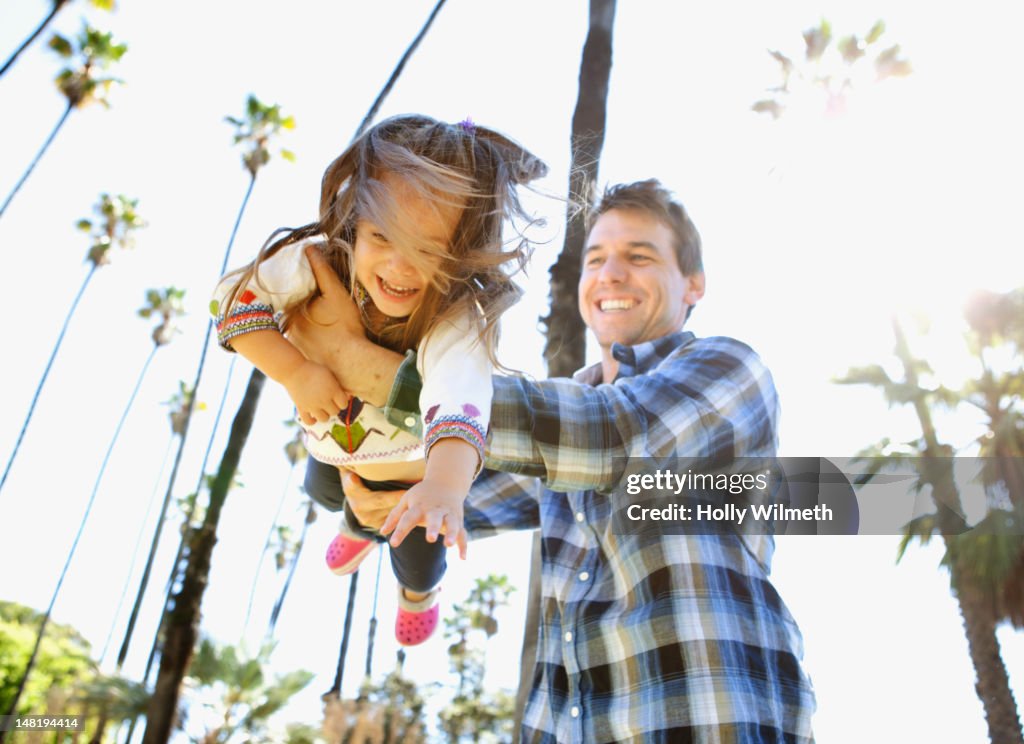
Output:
[325, 533, 376, 575]
[395, 587, 440, 646]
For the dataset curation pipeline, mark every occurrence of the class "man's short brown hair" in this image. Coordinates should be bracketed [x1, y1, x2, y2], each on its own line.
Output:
[589, 179, 703, 276]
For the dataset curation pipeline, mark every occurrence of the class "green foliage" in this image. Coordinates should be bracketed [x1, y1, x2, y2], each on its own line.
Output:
[840, 289, 1024, 628]
[282, 419, 308, 466]
[753, 18, 911, 119]
[187, 637, 314, 743]
[440, 574, 517, 742]
[166, 380, 203, 436]
[138, 286, 187, 346]
[49, 24, 127, 108]
[0, 601, 98, 716]
[225, 95, 297, 177]
[78, 192, 145, 267]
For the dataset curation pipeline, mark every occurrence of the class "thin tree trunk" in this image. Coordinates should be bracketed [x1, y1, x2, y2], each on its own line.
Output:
[266, 500, 316, 640]
[0, 101, 73, 221]
[950, 552, 1024, 743]
[0, 261, 96, 496]
[541, 0, 616, 378]
[353, 0, 448, 140]
[243, 460, 299, 637]
[116, 175, 255, 674]
[515, 2, 616, 737]
[0, 345, 158, 732]
[326, 570, 360, 700]
[142, 369, 266, 744]
[0, 0, 68, 78]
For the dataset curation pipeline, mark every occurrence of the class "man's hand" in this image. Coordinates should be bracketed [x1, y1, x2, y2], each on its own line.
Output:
[288, 245, 365, 367]
[341, 471, 404, 530]
[282, 359, 349, 425]
[380, 479, 469, 559]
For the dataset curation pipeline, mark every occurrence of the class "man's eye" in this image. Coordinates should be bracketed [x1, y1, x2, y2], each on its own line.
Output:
[585, 256, 604, 267]
[630, 254, 652, 263]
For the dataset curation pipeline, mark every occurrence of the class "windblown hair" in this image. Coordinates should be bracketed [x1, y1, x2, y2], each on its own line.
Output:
[222, 114, 548, 364]
[589, 179, 703, 276]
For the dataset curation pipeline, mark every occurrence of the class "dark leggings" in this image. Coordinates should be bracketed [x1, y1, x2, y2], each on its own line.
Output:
[303, 455, 446, 593]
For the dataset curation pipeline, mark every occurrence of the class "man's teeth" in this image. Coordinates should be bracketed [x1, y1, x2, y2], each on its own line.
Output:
[600, 299, 634, 311]
[381, 278, 418, 297]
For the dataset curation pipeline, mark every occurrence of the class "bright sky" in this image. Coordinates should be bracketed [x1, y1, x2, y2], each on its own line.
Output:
[1, 0, 1022, 741]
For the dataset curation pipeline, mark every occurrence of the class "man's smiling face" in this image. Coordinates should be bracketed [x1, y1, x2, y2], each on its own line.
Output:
[579, 208, 705, 351]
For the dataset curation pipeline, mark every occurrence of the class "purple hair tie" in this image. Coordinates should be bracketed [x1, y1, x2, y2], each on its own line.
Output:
[458, 117, 476, 135]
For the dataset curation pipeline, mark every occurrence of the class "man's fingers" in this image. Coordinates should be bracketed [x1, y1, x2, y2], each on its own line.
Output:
[456, 529, 468, 560]
[304, 244, 346, 297]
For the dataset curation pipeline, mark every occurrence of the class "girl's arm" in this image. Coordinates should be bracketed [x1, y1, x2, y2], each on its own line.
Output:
[230, 330, 348, 424]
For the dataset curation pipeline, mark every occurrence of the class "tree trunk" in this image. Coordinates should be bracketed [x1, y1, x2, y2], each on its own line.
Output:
[142, 369, 265, 744]
[353, 0, 449, 141]
[0, 101, 73, 221]
[950, 550, 1024, 744]
[0, 0, 69, 78]
[541, 0, 616, 378]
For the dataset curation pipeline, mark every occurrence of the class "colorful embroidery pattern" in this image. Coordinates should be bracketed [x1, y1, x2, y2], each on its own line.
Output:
[424, 413, 486, 460]
[216, 301, 278, 349]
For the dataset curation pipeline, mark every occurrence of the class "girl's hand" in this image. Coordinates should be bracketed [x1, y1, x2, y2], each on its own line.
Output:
[381, 479, 468, 560]
[283, 359, 349, 425]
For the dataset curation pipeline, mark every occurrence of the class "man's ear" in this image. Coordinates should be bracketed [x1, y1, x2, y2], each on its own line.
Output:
[683, 271, 706, 307]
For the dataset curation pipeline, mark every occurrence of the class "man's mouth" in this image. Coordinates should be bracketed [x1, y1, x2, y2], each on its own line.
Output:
[598, 298, 635, 312]
[378, 276, 419, 298]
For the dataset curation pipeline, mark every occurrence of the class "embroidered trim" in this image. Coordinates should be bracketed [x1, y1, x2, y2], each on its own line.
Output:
[424, 414, 486, 461]
[215, 302, 277, 349]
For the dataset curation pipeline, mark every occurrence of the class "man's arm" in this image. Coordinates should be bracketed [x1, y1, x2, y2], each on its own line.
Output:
[287, 245, 404, 407]
[483, 336, 779, 493]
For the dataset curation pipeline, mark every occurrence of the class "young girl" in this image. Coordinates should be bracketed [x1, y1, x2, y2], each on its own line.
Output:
[210, 115, 546, 646]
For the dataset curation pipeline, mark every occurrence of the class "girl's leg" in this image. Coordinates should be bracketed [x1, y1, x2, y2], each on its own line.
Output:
[390, 530, 447, 646]
[306, 457, 383, 575]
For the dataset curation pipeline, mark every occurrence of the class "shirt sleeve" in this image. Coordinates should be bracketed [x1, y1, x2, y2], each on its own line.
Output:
[484, 337, 780, 494]
[415, 311, 492, 473]
[210, 238, 320, 351]
[464, 468, 542, 540]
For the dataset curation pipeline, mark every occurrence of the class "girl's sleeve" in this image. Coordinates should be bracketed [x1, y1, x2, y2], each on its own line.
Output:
[416, 311, 492, 474]
[209, 238, 319, 351]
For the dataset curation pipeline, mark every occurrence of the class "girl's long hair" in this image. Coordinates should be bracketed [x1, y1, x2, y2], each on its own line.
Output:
[222, 114, 548, 366]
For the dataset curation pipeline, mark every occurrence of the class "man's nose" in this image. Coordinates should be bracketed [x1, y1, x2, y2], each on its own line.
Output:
[597, 255, 627, 283]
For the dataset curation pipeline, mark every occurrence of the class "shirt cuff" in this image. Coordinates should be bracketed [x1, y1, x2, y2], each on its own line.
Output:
[383, 349, 423, 437]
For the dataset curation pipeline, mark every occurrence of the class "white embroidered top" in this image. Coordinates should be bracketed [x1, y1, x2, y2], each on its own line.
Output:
[210, 238, 490, 469]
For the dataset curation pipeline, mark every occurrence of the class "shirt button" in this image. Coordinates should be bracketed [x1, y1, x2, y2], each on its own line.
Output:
[578, 571, 589, 582]
[575, 512, 585, 522]
[404, 416, 416, 427]
[570, 706, 580, 718]
[564, 631, 573, 642]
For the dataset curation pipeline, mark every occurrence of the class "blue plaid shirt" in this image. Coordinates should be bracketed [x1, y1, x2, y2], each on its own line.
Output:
[388, 331, 815, 743]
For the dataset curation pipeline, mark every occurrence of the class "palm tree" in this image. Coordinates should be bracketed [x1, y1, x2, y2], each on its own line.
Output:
[241, 423, 308, 638]
[186, 638, 314, 744]
[115, 97, 295, 698]
[752, 19, 910, 120]
[1, 285, 183, 733]
[0, 0, 115, 79]
[0, 24, 127, 221]
[439, 575, 517, 742]
[1, 193, 144, 496]
[838, 309, 1023, 743]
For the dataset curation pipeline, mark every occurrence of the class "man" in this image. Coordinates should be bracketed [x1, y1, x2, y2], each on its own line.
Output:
[290, 179, 815, 742]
